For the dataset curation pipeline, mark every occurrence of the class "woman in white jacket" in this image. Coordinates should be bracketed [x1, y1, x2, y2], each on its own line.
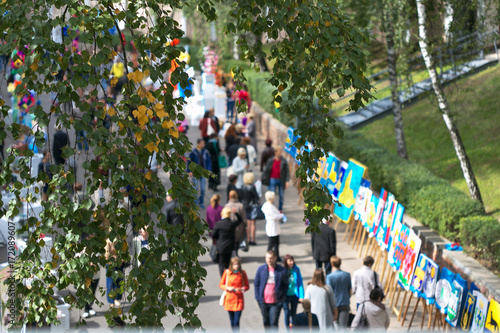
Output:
[232, 147, 249, 189]
[261, 191, 284, 261]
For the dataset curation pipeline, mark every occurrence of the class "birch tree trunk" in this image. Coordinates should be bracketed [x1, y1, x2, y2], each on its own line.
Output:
[416, 0, 484, 207]
[386, 28, 408, 159]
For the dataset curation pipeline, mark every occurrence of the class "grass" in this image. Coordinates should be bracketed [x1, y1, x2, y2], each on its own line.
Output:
[357, 64, 500, 219]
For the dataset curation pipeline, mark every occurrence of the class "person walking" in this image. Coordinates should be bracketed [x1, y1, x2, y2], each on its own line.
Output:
[260, 139, 274, 172]
[351, 288, 390, 330]
[219, 257, 250, 331]
[213, 207, 244, 276]
[304, 268, 338, 331]
[311, 218, 336, 276]
[231, 147, 248, 189]
[199, 110, 217, 144]
[187, 138, 212, 208]
[352, 256, 383, 308]
[262, 147, 289, 212]
[246, 114, 257, 153]
[225, 190, 247, 257]
[241, 172, 260, 246]
[326, 256, 352, 329]
[206, 194, 223, 233]
[241, 137, 256, 171]
[254, 250, 289, 330]
[53, 124, 70, 165]
[293, 299, 319, 330]
[261, 191, 284, 261]
[206, 133, 222, 191]
[283, 254, 305, 330]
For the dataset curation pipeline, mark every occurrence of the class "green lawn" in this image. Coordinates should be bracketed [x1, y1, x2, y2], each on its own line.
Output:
[357, 65, 500, 219]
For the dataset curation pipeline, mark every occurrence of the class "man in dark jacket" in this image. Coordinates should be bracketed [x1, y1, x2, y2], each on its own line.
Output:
[311, 218, 337, 276]
[164, 194, 186, 257]
[260, 139, 274, 172]
[212, 207, 243, 276]
[53, 125, 70, 165]
[187, 139, 212, 208]
[261, 147, 289, 212]
[254, 250, 289, 329]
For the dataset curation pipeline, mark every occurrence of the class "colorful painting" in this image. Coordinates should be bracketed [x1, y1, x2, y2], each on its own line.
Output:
[423, 258, 439, 299]
[389, 222, 409, 271]
[398, 229, 422, 291]
[461, 292, 476, 331]
[446, 280, 464, 327]
[411, 254, 429, 294]
[435, 279, 452, 311]
[353, 179, 371, 224]
[284, 127, 298, 158]
[365, 194, 379, 232]
[376, 193, 395, 249]
[332, 160, 348, 200]
[386, 203, 404, 256]
[320, 153, 340, 195]
[485, 298, 499, 333]
[334, 159, 366, 222]
[314, 155, 327, 182]
[471, 292, 489, 333]
[387, 210, 403, 268]
[371, 189, 387, 237]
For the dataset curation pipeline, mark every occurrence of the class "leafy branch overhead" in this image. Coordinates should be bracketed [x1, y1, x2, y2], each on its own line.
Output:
[0, 0, 371, 328]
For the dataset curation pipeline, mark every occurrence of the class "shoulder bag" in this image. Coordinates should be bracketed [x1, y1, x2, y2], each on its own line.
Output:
[213, 141, 227, 169]
[373, 271, 385, 299]
[210, 244, 219, 263]
[354, 303, 369, 330]
[219, 270, 229, 306]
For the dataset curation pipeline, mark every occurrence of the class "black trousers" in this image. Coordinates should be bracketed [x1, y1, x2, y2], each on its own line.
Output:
[267, 235, 280, 260]
[85, 278, 99, 312]
[218, 251, 232, 277]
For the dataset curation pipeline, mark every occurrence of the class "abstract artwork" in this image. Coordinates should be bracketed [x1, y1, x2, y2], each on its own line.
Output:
[320, 153, 340, 195]
[332, 161, 348, 201]
[423, 258, 439, 299]
[284, 127, 297, 158]
[371, 188, 387, 237]
[390, 223, 409, 271]
[354, 179, 371, 224]
[376, 193, 395, 249]
[446, 280, 464, 327]
[365, 194, 379, 232]
[411, 253, 429, 294]
[398, 229, 422, 291]
[471, 292, 489, 333]
[334, 159, 367, 222]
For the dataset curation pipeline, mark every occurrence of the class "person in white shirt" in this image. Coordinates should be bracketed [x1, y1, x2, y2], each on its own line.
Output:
[261, 191, 284, 261]
[352, 256, 384, 308]
[241, 137, 256, 171]
[232, 148, 249, 189]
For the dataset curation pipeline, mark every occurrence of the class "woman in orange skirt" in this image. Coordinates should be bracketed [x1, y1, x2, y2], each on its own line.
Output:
[219, 257, 250, 330]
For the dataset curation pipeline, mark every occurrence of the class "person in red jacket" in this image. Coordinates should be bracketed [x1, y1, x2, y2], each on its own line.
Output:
[219, 257, 250, 331]
[199, 110, 218, 144]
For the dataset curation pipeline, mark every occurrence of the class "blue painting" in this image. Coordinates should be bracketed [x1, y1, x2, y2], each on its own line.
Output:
[320, 153, 340, 195]
[284, 127, 298, 158]
[334, 159, 367, 222]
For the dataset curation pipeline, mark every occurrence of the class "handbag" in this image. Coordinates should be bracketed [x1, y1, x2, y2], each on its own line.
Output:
[226, 165, 234, 178]
[251, 204, 265, 220]
[207, 119, 215, 136]
[219, 270, 229, 306]
[213, 141, 227, 169]
[210, 244, 219, 263]
[373, 271, 385, 299]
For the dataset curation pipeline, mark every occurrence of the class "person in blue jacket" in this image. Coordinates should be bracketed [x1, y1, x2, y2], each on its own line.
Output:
[254, 250, 289, 329]
[187, 138, 212, 208]
[283, 254, 304, 329]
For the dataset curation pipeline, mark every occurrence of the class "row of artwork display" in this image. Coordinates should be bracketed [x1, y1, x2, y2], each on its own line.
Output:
[284, 127, 499, 333]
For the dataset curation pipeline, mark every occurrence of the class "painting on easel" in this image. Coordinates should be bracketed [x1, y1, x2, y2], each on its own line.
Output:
[485, 298, 499, 333]
[471, 292, 489, 333]
[365, 193, 379, 234]
[460, 292, 476, 331]
[446, 280, 464, 327]
[353, 179, 371, 225]
[371, 188, 387, 237]
[376, 192, 395, 249]
[411, 253, 428, 294]
[284, 127, 298, 159]
[389, 222, 409, 271]
[334, 159, 367, 223]
[398, 229, 422, 291]
[320, 153, 340, 195]
[332, 160, 348, 201]
[423, 258, 439, 299]
[386, 203, 405, 267]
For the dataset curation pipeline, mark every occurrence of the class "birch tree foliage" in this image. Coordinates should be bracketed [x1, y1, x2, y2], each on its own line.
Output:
[0, 0, 371, 328]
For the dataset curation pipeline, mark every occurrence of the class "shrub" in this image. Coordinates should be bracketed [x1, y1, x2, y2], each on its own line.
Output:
[333, 128, 484, 240]
[460, 216, 500, 268]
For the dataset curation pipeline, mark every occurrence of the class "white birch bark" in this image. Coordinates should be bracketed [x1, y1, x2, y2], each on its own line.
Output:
[416, 0, 484, 207]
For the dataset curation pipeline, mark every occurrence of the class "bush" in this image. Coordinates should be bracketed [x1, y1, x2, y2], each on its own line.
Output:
[460, 216, 500, 267]
[333, 128, 484, 241]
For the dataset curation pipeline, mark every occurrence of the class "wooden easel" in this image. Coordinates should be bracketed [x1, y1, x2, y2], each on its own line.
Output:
[406, 294, 430, 331]
[358, 228, 368, 257]
[352, 219, 362, 249]
[400, 291, 414, 326]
